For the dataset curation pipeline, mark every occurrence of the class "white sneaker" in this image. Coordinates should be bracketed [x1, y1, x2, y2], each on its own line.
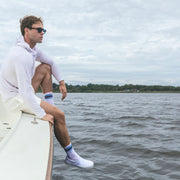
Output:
[65, 156, 94, 168]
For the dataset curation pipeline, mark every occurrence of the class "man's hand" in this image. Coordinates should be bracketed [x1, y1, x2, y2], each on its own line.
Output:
[59, 80, 67, 101]
[41, 114, 54, 125]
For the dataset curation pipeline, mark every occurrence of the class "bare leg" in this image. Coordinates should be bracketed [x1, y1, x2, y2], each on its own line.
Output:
[40, 100, 70, 147]
[32, 63, 70, 147]
[32, 63, 53, 93]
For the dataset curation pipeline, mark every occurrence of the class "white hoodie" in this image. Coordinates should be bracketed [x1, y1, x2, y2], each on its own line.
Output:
[0, 36, 63, 118]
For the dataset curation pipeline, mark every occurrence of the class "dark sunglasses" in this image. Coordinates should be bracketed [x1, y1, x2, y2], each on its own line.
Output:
[30, 27, 47, 34]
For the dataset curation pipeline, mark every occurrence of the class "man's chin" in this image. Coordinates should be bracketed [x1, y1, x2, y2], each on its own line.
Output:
[37, 40, 43, 43]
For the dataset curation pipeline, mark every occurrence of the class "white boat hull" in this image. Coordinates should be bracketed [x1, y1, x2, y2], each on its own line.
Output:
[0, 112, 53, 180]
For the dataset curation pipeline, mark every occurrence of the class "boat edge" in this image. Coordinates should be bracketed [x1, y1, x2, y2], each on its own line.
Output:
[45, 123, 54, 180]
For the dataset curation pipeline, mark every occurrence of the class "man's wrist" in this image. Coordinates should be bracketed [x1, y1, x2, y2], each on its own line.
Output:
[59, 80, 65, 86]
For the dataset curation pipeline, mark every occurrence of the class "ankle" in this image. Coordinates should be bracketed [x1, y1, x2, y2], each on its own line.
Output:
[64, 143, 79, 159]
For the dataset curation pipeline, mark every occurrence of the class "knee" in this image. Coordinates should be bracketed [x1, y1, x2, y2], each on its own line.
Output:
[35, 63, 52, 77]
[41, 63, 52, 74]
[54, 110, 66, 125]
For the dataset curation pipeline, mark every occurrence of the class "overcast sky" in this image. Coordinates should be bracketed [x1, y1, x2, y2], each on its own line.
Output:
[0, 0, 180, 85]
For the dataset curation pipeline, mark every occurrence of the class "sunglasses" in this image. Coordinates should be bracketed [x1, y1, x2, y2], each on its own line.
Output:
[30, 27, 47, 34]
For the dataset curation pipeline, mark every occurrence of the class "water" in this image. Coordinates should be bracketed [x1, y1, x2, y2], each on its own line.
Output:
[39, 93, 180, 180]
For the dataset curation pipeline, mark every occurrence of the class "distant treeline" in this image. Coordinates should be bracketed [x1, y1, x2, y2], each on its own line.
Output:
[51, 83, 180, 92]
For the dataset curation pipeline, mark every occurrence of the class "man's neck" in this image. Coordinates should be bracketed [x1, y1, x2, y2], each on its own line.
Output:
[23, 36, 36, 49]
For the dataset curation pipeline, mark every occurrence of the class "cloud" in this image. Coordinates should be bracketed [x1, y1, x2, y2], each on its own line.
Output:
[0, 0, 180, 85]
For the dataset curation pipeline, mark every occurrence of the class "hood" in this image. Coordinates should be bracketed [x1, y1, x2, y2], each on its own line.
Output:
[15, 36, 37, 56]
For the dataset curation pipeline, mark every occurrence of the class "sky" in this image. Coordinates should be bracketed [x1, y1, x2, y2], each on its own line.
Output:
[0, 0, 180, 86]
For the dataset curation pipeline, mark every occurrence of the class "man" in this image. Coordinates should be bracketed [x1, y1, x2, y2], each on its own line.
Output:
[0, 15, 94, 168]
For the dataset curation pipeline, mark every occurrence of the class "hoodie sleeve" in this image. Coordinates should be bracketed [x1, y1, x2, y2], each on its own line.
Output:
[14, 52, 46, 118]
[36, 48, 64, 82]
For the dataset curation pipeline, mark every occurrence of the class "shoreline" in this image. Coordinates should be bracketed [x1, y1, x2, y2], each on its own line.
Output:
[50, 91, 180, 93]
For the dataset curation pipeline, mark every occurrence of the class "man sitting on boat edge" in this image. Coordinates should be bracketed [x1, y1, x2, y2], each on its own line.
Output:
[0, 15, 94, 168]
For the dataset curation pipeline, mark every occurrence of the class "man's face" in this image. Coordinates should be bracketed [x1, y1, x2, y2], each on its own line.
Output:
[27, 22, 45, 43]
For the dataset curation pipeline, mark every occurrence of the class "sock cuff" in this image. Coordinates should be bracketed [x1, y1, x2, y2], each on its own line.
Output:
[44, 92, 53, 99]
[64, 143, 73, 152]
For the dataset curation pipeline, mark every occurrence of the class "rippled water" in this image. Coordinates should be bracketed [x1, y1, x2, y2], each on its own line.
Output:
[39, 93, 180, 180]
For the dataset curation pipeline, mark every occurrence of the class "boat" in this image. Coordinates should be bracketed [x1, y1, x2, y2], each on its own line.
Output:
[0, 96, 53, 180]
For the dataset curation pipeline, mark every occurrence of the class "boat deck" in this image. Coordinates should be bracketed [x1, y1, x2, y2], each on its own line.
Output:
[0, 110, 22, 142]
[0, 113, 53, 180]
[0, 121, 12, 141]
[0, 95, 15, 141]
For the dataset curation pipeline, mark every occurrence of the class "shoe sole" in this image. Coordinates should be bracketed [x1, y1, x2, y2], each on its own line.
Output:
[65, 157, 94, 168]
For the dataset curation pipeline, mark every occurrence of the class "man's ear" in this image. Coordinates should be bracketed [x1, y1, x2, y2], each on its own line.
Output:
[24, 27, 29, 34]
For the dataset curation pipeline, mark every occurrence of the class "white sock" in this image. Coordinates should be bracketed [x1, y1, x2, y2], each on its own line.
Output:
[64, 143, 94, 168]
[64, 143, 79, 160]
[44, 92, 54, 105]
